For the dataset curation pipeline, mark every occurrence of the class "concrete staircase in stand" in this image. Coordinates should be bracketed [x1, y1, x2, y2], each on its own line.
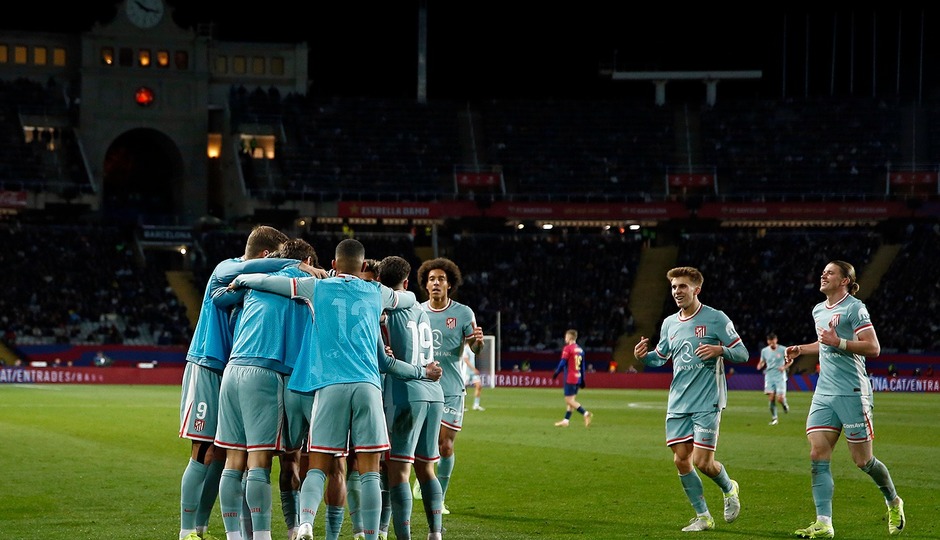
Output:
[613, 245, 679, 370]
[857, 243, 902, 302]
[166, 271, 202, 331]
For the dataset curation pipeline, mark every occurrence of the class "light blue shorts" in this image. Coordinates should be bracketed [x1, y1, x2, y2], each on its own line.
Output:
[441, 394, 465, 432]
[806, 393, 874, 443]
[665, 410, 723, 451]
[216, 364, 285, 452]
[178, 362, 223, 443]
[307, 382, 388, 455]
[764, 377, 788, 396]
[284, 382, 313, 451]
[388, 400, 443, 464]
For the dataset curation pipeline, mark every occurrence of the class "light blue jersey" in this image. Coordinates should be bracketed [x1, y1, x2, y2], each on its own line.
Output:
[812, 293, 875, 397]
[306, 275, 387, 389]
[287, 308, 321, 394]
[229, 272, 417, 393]
[186, 257, 296, 371]
[641, 303, 749, 413]
[760, 344, 789, 385]
[384, 303, 443, 405]
[225, 266, 309, 374]
[421, 299, 477, 398]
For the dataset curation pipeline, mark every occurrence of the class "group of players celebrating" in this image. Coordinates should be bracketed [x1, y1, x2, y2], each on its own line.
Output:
[177, 226, 483, 540]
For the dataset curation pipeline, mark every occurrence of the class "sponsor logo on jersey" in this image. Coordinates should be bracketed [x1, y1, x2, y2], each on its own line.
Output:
[726, 321, 739, 338]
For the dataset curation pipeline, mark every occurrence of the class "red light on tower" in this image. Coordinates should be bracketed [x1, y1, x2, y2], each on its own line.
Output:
[135, 87, 155, 106]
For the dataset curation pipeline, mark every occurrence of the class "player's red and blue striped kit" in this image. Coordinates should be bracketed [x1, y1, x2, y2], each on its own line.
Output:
[553, 342, 585, 386]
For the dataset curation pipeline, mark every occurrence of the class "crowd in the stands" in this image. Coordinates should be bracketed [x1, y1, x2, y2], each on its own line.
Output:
[2, 221, 938, 359]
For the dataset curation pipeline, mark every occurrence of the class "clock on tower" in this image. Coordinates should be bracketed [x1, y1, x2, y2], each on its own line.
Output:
[125, 0, 165, 29]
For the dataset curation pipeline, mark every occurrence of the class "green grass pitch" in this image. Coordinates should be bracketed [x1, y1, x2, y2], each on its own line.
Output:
[1, 385, 938, 539]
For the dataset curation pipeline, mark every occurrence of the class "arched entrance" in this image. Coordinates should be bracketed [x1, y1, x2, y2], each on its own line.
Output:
[102, 128, 185, 224]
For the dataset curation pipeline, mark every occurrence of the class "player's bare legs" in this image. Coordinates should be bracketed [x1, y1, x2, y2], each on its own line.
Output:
[470, 379, 484, 410]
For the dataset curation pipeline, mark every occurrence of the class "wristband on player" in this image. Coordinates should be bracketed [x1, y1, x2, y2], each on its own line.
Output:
[838, 338, 847, 350]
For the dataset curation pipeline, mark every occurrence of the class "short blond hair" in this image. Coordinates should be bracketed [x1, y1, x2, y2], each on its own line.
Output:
[667, 266, 703, 287]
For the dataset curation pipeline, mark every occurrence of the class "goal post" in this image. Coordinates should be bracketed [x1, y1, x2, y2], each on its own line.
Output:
[473, 335, 497, 388]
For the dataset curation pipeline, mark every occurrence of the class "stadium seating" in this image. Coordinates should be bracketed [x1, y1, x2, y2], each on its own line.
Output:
[477, 98, 673, 200]
[0, 222, 190, 348]
[454, 231, 642, 351]
[700, 98, 901, 197]
[2, 88, 938, 367]
[864, 222, 940, 352]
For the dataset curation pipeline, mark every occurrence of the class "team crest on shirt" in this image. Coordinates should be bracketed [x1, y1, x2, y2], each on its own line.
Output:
[446, 317, 457, 329]
[829, 314, 841, 328]
[695, 326, 706, 338]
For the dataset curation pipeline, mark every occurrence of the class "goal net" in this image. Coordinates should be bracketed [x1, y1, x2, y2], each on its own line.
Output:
[469, 335, 497, 388]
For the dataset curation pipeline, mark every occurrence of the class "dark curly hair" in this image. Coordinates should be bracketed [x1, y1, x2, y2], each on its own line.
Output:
[417, 257, 463, 295]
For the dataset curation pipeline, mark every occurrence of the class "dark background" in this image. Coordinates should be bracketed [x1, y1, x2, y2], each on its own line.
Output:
[4, 3, 939, 101]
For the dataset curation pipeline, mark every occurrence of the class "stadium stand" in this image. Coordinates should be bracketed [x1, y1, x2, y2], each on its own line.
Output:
[1, 6, 938, 372]
[864, 222, 940, 353]
[477, 98, 673, 200]
[235, 92, 462, 202]
[699, 98, 902, 198]
[454, 231, 642, 351]
[0, 222, 190, 348]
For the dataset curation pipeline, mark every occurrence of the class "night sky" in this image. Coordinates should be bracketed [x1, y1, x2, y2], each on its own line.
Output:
[3, 3, 939, 101]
